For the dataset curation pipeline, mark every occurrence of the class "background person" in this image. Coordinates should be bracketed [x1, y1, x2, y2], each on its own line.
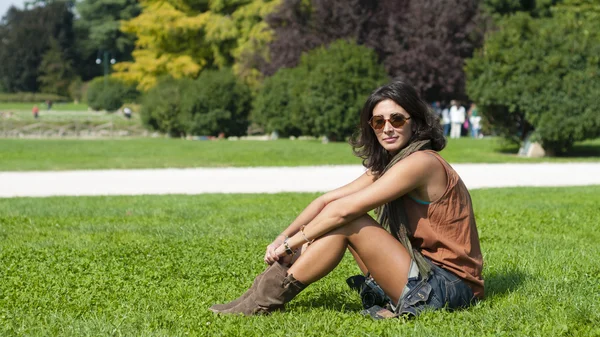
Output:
[32, 105, 39, 119]
[449, 100, 465, 139]
[468, 103, 482, 138]
[441, 102, 450, 137]
[209, 80, 484, 319]
[123, 107, 132, 119]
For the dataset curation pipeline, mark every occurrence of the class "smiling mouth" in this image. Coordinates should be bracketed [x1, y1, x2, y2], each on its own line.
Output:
[382, 137, 398, 142]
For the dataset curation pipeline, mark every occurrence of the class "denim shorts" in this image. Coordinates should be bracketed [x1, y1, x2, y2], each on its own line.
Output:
[360, 258, 477, 318]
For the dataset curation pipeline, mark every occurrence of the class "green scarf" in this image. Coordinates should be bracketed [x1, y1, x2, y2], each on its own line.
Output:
[374, 139, 433, 279]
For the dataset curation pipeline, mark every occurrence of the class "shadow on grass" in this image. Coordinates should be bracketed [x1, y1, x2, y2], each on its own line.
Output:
[494, 138, 600, 158]
[495, 143, 521, 155]
[484, 268, 528, 300]
[558, 142, 600, 158]
[292, 290, 363, 313]
[292, 268, 529, 312]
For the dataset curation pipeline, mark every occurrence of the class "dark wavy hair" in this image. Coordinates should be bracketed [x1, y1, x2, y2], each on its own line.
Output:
[350, 79, 446, 175]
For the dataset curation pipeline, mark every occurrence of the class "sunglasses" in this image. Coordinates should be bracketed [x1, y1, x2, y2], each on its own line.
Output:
[368, 114, 411, 131]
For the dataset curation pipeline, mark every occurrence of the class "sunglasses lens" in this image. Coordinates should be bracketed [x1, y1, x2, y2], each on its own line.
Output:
[370, 117, 385, 130]
[370, 115, 409, 130]
[390, 115, 407, 128]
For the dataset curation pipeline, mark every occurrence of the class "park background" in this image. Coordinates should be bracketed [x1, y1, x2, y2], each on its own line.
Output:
[0, 0, 599, 336]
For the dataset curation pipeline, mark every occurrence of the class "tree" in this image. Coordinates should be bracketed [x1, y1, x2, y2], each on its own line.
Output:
[0, 1, 76, 93]
[465, 0, 600, 155]
[38, 39, 75, 96]
[482, 0, 559, 17]
[230, 0, 282, 88]
[113, 0, 211, 91]
[114, 0, 280, 91]
[74, 0, 141, 81]
[262, 0, 483, 100]
[252, 39, 388, 139]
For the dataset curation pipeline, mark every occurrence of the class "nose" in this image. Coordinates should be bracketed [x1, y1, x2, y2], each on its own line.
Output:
[382, 119, 395, 133]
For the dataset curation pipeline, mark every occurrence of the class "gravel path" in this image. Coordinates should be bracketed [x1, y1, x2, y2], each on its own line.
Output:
[1, 163, 599, 198]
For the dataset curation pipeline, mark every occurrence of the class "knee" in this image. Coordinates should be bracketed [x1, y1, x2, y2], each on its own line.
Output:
[337, 214, 375, 237]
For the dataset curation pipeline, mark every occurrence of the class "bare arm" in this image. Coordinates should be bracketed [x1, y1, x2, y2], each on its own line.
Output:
[264, 169, 375, 263]
[279, 169, 375, 238]
[275, 152, 438, 255]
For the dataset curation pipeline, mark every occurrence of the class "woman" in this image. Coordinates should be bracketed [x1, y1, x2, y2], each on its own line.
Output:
[209, 80, 484, 318]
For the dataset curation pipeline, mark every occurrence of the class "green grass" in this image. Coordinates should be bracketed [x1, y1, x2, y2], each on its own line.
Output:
[0, 102, 89, 112]
[1, 108, 140, 128]
[0, 103, 142, 134]
[0, 138, 360, 170]
[1, 187, 598, 336]
[0, 137, 599, 171]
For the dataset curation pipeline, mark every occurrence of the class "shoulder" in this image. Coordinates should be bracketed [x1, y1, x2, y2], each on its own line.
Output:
[387, 151, 442, 178]
[404, 150, 441, 166]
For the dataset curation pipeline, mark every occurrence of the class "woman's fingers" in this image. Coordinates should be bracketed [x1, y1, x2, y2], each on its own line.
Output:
[264, 244, 279, 264]
[268, 244, 280, 262]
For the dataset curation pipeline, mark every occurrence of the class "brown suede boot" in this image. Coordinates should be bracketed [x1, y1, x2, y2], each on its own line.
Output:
[209, 266, 270, 313]
[218, 262, 306, 315]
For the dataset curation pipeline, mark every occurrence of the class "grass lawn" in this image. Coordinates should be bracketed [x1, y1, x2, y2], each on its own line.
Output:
[0, 107, 141, 131]
[1, 137, 600, 171]
[1, 186, 599, 336]
[0, 102, 89, 112]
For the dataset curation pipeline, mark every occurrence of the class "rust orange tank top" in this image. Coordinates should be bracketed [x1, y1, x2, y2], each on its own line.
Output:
[403, 150, 484, 298]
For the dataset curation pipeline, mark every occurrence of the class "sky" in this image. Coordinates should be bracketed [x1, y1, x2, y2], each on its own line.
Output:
[0, 0, 29, 19]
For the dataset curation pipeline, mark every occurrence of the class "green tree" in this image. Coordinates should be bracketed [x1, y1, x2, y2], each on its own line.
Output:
[482, 0, 559, 17]
[465, 0, 600, 155]
[253, 39, 388, 139]
[38, 39, 75, 96]
[74, 0, 141, 81]
[0, 1, 76, 93]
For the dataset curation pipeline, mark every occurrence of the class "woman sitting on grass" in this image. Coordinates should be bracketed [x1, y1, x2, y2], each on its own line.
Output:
[210, 79, 484, 319]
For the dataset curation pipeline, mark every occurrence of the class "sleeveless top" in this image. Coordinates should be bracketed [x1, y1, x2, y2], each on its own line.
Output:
[403, 150, 484, 298]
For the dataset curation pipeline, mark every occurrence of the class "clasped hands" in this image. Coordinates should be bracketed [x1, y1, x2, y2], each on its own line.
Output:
[264, 234, 292, 265]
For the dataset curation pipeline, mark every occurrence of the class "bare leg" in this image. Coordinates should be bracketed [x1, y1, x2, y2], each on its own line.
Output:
[348, 246, 367, 275]
[288, 214, 411, 304]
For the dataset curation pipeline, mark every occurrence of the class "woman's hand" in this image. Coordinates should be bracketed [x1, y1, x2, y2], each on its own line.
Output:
[264, 235, 286, 265]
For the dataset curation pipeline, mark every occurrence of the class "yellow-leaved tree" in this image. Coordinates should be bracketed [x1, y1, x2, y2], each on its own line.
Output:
[113, 0, 280, 91]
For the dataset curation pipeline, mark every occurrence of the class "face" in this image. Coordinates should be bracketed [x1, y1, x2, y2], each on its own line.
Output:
[370, 99, 413, 155]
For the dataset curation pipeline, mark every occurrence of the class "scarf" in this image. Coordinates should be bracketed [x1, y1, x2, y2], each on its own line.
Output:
[374, 139, 433, 279]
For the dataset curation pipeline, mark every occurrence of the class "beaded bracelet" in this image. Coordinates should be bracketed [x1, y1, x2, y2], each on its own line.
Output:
[300, 225, 315, 245]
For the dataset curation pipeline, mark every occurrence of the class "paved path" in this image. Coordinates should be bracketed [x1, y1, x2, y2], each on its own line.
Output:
[1, 163, 599, 198]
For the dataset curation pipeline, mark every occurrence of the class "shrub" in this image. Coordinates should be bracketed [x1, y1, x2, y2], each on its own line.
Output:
[465, 1, 600, 155]
[141, 70, 251, 137]
[250, 67, 307, 137]
[252, 39, 388, 139]
[140, 77, 190, 137]
[68, 77, 85, 103]
[86, 77, 139, 112]
[183, 69, 252, 137]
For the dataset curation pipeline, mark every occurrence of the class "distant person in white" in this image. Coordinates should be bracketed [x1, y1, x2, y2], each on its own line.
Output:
[441, 104, 450, 137]
[449, 100, 465, 139]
